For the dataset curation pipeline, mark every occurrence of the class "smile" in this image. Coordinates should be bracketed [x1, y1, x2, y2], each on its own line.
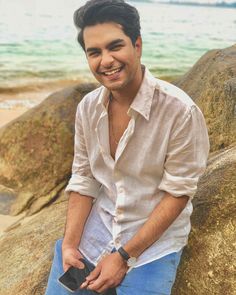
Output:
[101, 66, 123, 76]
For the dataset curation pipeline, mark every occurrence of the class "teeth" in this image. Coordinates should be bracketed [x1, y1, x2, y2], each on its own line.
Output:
[104, 68, 121, 76]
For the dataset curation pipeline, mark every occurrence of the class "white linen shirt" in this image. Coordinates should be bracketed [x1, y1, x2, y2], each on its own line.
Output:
[65, 67, 209, 268]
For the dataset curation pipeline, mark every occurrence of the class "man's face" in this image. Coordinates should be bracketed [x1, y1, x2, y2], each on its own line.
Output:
[83, 22, 142, 92]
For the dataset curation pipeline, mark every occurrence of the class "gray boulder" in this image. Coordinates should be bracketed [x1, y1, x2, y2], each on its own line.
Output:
[0, 193, 67, 295]
[175, 44, 236, 152]
[172, 145, 236, 295]
[0, 83, 96, 216]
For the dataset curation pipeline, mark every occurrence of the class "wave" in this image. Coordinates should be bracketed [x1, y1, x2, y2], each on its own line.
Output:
[0, 99, 37, 110]
[0, 78, 83, 95]
[155, 0, 236, 8]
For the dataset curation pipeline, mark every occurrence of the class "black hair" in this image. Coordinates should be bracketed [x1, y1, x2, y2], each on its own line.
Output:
[73, 0, 141, 51]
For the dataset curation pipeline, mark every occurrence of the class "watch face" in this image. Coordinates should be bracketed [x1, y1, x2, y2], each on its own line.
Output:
[127, 257, 137, 267]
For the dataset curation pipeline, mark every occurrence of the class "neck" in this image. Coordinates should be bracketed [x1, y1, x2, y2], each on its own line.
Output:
[110, 65, 144, 107]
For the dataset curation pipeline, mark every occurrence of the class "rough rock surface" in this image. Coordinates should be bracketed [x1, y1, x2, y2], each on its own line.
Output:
[0, 83, 96, 216]
[0, 193, 67, 295]
[172, 145, 236, 295]
[175, 44, 236, 152]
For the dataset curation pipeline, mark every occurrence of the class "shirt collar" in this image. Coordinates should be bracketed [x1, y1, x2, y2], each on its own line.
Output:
[96, 86, 110, 112]
[130, 66, 157, 121]
[96, 66, 157, 120]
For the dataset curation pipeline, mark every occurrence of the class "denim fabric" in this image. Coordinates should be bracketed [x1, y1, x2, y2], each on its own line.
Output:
[45, 239, 182, 295]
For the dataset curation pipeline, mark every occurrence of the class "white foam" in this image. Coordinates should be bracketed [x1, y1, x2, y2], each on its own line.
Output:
[0, 99, 38, 110]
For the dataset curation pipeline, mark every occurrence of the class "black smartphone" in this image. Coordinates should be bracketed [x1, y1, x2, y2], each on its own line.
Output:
[58, 258, 117, 294]
[58, 258, 92, 292]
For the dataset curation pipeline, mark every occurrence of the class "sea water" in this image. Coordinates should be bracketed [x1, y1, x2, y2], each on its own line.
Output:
[0, 0, 235, 88]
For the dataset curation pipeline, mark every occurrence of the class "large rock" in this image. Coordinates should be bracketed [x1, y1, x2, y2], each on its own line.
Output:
[175, 44, 236, 152]
[172, 144, 236, 295]
[0, 83, 96, 216]
[0, 193, 67, 295]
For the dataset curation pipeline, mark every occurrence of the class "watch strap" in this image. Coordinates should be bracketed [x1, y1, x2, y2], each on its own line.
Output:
[117, 246, 130, 261]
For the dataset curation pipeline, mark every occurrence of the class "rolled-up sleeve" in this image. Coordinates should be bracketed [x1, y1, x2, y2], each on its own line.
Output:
[158, 105, 209, 199]
[65, 103, 101, 198]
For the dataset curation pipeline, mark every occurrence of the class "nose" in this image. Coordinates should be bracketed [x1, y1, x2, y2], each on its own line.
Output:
[100, 51, 114, 68]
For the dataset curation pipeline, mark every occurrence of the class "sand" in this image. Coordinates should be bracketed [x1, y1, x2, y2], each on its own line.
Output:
[0, 213, 25, 236]
[0, 108, 28, 128]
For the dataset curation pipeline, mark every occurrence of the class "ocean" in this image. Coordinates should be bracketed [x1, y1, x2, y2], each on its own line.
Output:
[0, 0, 236, 88]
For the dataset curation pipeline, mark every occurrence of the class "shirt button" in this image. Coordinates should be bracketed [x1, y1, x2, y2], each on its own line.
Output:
[116, 208, 122, 215]
[118, 187, 124, 194]
[114, 171, 120, 179]
[115, 237, 121, 244]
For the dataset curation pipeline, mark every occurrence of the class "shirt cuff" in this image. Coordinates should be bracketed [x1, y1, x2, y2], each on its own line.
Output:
[65, 175, 101, 199]
[158, 170, 199, 199]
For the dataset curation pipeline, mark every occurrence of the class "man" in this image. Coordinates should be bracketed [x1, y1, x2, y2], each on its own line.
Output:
[45, 0, 209, 294]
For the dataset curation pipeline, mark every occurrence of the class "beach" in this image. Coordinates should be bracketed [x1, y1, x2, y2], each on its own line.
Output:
[0, 79, 84, 128]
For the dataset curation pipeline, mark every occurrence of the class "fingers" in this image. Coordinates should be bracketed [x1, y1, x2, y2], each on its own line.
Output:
[80, 280, 90, 289]
[86, 265, 101, 281]
[63, 259, 85, 272]
[68, 256, 85, 270]
[82, 253, 127, 292]
[84, 265, 116, 293]
[80, 264, 101, 289]
[88, 279, 110, 294]
[87, 276, 116, 294]
[62, 248, 85, 272]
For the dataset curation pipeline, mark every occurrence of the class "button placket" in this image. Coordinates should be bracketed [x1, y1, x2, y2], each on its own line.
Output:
[115, 117, 136, 162]
[96, 112, 114, 168]
[118, 187, 124, 194]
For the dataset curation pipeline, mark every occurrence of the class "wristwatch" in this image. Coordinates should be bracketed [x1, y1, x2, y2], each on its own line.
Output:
[118, 246, 137, 267]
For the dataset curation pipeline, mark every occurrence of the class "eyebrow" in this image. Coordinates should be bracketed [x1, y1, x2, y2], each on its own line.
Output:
[86, 38, 125, 53]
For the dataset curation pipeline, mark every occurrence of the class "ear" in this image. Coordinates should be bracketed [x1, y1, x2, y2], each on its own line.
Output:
[135, 36, 142, 57]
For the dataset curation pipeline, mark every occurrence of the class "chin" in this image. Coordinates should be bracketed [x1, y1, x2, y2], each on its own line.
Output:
[106, 84, 123, 91]
[103, 80, 128, 91]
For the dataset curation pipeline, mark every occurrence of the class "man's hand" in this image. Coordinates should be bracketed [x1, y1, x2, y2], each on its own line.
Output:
[62, 244, 85, 272]
[81, 252, 128, 293]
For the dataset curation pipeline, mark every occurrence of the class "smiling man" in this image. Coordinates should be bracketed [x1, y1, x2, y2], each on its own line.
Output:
[45, 1, 209, 295]
[84, 23, 142, 94]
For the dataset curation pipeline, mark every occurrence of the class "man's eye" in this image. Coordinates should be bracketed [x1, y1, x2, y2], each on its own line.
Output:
[110, 45, 123, 51]
[88, 51, 100, 57]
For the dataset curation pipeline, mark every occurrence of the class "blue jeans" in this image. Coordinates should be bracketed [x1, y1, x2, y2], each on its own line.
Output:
[45, 239, 182, 295]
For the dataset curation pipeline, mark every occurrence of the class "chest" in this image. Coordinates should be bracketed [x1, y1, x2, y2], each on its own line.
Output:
[108, 103, 131, 160]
